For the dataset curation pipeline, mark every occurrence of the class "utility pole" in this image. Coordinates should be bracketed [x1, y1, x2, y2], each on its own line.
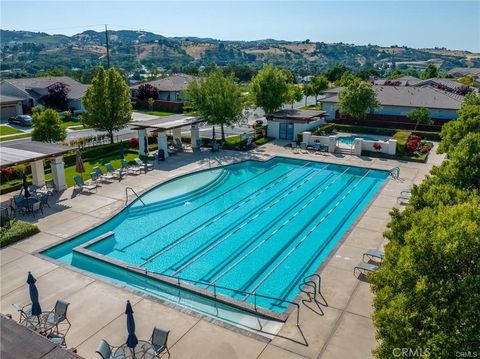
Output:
[105, 24, 111, 68]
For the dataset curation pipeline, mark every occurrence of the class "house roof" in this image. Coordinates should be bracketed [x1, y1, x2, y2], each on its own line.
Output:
[130, 116, 205, 131]
[5, 76, 88, 100]
[0, 140, 73, 167]
[448, 67, 480, 78]
[266, 109, 326, 122]
[0, 94, 25, 104]
[130, 75, 195, 92]
[320, 85, 464, 110]
[374, 76, 422, 86]
[414, 78, 476, 92]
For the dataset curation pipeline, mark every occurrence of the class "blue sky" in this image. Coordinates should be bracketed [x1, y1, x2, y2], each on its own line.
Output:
[1, 1, 479, 52]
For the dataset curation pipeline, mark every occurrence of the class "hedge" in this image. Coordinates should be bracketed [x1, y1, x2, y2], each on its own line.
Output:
[362, 150, 428, 163]
[0, 220, 40, 247]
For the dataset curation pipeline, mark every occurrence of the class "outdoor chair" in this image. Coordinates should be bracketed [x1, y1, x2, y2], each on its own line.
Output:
[291, 142, 298, 153]
[174, 138, 185, 152]
[28, 184, 40, 193]
[47, 332, 66, 347]
[45, 300, 71, 339]
[94, 167, 115, 182]
[30, 200, 43, 217]
[36, 192, 50, 208]
[121, 159, 141, 174]
[74, 176, 98, 192]
[105, 163, 123, 179]
[354, 262, 378, 276]
[362, 249, 385, 263]
[95, 339, 123, 359]
[300, 142, 309, 154]
[134, 158, 154, 171]
[44, 179, 55, 194]
[144, 326, 170, 358]
[12, 303, 32, 325]
[11, 195, 28, 216]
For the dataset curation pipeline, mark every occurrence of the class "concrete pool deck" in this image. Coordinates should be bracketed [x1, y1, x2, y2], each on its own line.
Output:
[0, 142, 445, 359]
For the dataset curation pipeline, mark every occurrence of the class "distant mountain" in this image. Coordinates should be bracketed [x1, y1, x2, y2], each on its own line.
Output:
[1, 29, 479, 78]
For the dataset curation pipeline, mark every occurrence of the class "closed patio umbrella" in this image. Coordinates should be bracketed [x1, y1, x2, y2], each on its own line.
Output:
[144, 136, 148, 156]
[119, 142, 125, 159]
[125, 300, 138, 349]
[27, 272, 41, 316]
[75, 150, 85, 179]
[22, 173, 30, 199]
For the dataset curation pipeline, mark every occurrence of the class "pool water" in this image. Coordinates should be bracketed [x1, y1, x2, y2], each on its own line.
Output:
[43, 157, 388, 313]
[337, 135, 376, 145]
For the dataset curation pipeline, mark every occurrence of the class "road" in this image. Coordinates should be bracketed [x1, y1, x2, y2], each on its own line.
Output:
[2, 96, 317, 145]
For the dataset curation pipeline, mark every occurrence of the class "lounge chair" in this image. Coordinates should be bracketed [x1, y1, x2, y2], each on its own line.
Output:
[74, 176, 98, 192]
[291, 142, 299, 153]
[134, 158, 153, 171]
[95, 339, 122, 359]
[121, 159, 141, 174]
[94, 167, 115, 182]
[362, 249, 385, 262]
[105, 163, 123, 179]
[300, 142, 309, 154]
[354, 262, 378, 276]
[144, 326, 170, 358]
[174, 138, 185, 152]
[398, 189, 411, 203]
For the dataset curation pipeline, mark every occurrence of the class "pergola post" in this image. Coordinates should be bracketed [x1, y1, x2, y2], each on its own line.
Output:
[157, 131, 169, 159]
[30, 159, 45, 187]
[172, 127, 182, 142]
[51, 156, 67, 191]
[191, 124, 200, 148]
[137, 129, 147, 155]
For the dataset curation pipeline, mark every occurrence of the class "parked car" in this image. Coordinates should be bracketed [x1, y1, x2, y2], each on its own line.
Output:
[8, 115, 32, 127]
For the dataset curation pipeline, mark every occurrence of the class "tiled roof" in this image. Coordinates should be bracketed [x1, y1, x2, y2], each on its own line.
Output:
[130, 75, 195, 92]
[0, 94, 26, 103]
[5, 76, 88, 100]
[321, 85, 464, 110]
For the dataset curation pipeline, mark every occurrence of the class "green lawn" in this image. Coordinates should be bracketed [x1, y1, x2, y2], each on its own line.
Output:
[0, 125, 24, 136]
[61, 121, 83, 129]
[0, 133, 32, 142]
[137, 110, 177, 117]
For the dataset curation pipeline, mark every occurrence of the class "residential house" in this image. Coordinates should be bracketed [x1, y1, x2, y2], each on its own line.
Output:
[130, 75, 194, 102]
[319, 84, 466, 131]
[0, 76, 88, 121]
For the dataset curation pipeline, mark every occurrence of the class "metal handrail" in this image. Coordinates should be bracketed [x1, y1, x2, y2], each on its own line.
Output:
[389, 167, 400, 179]
[125, 187, 145, 207]
[125, 265, 300, 326]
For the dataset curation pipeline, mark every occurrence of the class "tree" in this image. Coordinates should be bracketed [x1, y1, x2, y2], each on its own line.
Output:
[137, 83, 159, 101]
[438, 105, 480, 154]
[303, 83, 314, 106]
[83, 67, 132, 144]
[249, 65, 289, 114]
[285, 84, 303, 108]
[407, 107, 432, 130]
[462, 92, 480, 106]
[31, 109, 67, 142]
[338, 78, 379, 120]
[41, 82, 70, 110]
[335, 71, 359, 87]
[372, 201, 480, 358]
[324, 64, 349, 82]
[309, 75, 329, 104]
[185, 70, 245, 142]
[421, 64, 438, 79]
[457, 75, 478, 88]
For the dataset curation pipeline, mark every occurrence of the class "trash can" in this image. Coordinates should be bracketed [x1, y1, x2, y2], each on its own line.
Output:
[158, 149, 165, 161]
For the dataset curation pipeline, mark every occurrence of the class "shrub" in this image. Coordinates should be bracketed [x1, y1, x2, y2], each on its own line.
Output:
[405, 134, 422, 152]
[0, 167, 15, 182]
[393, 131, 411, 153]
[129, 137, 139, 147]
[0, 220, 40, 247]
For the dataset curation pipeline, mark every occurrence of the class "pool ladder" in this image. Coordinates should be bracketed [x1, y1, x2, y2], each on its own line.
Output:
[389, 167, 400, 179]
[125, 187, 145, 207]
[298, 274, 325, 314]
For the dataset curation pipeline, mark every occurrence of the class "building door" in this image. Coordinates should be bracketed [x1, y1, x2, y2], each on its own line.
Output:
[279, 123, 294, 140]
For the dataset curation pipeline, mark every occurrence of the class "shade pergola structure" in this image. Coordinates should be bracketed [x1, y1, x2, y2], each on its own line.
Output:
[0, 141, 73, 191]
[130, 116, 206, 159]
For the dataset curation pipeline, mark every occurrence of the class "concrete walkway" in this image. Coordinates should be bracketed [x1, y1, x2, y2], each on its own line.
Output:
[0, 143, 445, 359]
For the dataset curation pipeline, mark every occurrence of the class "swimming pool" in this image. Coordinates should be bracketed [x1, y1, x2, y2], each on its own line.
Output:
[42, 157, 388, 316]
[337, 135, 376, 145]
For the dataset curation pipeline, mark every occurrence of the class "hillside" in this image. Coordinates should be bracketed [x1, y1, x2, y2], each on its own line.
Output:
[1, 29, 479, 77]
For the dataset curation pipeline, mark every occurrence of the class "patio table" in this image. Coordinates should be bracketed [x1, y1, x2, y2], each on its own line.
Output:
[23, 311, 57, 335]
[113, 341, 156, 359]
